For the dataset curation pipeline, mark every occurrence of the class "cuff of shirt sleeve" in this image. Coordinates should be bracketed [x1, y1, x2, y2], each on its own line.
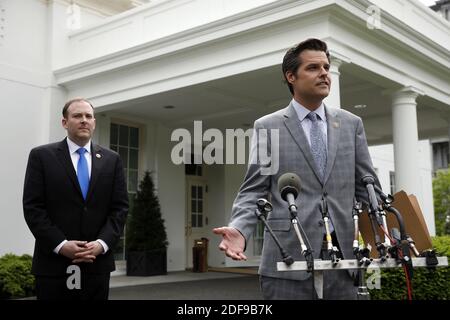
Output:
[96, 239, 109, 254]
[54, 240, 68, 254]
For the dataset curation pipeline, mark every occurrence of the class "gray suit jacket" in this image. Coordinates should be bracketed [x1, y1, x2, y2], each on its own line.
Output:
[229, 102, 378, 280]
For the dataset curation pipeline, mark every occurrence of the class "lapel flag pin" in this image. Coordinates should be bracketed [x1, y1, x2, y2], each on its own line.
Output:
[96, 153, 101, 159]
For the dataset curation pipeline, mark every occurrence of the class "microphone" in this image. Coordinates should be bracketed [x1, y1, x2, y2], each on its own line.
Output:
[278, 172, 301, 215]
[277, 172, 314, 265]
[361, 174, 380, 214]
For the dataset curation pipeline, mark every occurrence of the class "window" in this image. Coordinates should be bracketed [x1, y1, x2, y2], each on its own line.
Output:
[433, 142, 449, 172]
[389, 171, 396, 195]
[190, 185, 204, 228]
[110, 123, 140, 193]
[110, 123, 140, 260]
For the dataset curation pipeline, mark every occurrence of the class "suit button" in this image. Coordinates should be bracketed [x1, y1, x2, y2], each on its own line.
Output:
[318, 220, 324, 227]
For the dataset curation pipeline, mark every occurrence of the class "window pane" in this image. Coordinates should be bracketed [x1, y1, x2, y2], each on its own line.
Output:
[110, 124, 118, 145]
[191, 214, 196, 228]
[198, 200, 202, 213]
[130, 127, 139, 148]
[191, 186, 196, 198]
[110, 145, 117, 152]
[129, 149, 138, 169]
[119, 147, 128, 168]
[119, 125, 129, 146]
[198, 214, 203, 227]
[191, 200, 197, 213]
[128, 170, 138, 193]
[198, 186, 203, 199]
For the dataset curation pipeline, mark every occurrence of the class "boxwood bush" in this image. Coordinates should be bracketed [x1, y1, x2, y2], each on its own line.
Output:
[0, 254, 35, 299]
[369, 236, 450, 300]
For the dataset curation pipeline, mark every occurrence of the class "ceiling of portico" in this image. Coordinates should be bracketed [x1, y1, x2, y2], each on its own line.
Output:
[103, 62, 449, 146]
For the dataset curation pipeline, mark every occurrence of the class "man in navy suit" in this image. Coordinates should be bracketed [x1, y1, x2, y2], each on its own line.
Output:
[23, 98, 129, 300]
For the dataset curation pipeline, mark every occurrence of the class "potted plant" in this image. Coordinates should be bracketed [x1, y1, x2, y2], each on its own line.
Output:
[126, 171, 169, 276]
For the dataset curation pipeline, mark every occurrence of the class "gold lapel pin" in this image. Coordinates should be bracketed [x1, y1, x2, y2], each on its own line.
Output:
[96, 153, 101, 159]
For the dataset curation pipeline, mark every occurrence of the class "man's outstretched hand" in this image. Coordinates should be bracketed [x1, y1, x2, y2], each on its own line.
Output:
[213, 227, 247, 261]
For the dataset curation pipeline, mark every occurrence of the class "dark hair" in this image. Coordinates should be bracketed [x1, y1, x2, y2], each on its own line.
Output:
[282, 38, 330, 95]
[62, 98, 94, 118]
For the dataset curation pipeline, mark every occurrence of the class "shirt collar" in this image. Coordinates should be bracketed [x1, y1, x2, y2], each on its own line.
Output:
[67, 137, 91, 155]
[291, 99, 326, 122]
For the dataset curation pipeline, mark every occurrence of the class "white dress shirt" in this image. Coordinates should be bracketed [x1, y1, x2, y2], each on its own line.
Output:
[291, 99, 328, 152]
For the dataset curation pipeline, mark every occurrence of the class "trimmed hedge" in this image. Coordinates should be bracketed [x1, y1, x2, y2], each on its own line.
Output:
[369, 236, 450, 300]
[0, 254, 35, 299]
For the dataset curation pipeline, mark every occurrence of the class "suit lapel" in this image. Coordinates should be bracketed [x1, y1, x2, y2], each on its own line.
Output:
[283, 103, 323, 183]
[86, 143, 104, 202]
[323, 105, 340, 185]
[55, 138, 84, 199]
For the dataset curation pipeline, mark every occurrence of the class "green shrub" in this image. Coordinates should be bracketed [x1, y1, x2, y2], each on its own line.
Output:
[369, 236, 450, 300]
[433, 168, 450, 235]
[0, 254, 35, 299]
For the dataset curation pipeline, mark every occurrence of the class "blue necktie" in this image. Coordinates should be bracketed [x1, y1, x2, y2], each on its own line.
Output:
[307, 112, 327, 180]
[76, 148, 89, 200]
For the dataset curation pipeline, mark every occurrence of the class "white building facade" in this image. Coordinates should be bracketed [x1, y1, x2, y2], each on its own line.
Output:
[1, 0, 449, 271]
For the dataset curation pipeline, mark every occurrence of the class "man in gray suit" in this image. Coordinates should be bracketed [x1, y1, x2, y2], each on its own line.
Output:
[213, 38, 379, 299]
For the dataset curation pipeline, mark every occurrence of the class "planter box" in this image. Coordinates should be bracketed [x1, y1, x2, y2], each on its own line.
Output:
[126, 249, 167, 276]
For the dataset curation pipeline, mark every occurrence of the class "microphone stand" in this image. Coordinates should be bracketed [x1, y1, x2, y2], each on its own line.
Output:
[373, 186, 414, 278]
[285, 193, 314, 271]
[362, 176, 390, 261]
[352, 199, 371, 300]
[320, 195, 340, 266]
[284, 193, 317, 299]
[254, 199, 294, 266]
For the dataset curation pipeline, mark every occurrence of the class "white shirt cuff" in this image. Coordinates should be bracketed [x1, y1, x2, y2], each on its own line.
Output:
[54, 240, 68, 254]
[97, 239, 109, 254]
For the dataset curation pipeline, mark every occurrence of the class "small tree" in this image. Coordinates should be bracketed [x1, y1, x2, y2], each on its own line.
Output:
[433, 167, 450, 236]
[126, 171, 168, 252]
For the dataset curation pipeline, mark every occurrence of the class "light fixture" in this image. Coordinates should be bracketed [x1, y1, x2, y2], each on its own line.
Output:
[354, 104, 367, 109]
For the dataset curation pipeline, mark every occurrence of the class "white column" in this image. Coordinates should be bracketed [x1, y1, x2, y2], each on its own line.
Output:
[391, 86, 423, 196]
[323, 52, 350, 108]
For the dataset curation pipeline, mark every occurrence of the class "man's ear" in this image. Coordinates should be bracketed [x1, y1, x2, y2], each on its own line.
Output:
[62, 118, 68, 129]
[285, 71, 296, 85]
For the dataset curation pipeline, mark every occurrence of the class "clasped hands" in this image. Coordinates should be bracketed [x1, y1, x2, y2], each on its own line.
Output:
[60, 240, 103, 263]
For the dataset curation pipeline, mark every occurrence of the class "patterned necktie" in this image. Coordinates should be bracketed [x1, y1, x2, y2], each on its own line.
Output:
[76, 147, 89, 200]
[307, 112, 327, 180]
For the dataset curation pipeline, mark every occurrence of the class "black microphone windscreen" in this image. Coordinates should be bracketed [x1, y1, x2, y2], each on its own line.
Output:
[278, 173, 301, 201]
[361, 174, 375, 185]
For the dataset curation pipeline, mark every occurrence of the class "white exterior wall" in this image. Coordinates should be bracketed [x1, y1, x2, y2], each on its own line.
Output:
[369, 140, 436, 235]
[0, 0, 50, 256]
[156, 124, 186, 271]
[203, 164, 225, 268]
